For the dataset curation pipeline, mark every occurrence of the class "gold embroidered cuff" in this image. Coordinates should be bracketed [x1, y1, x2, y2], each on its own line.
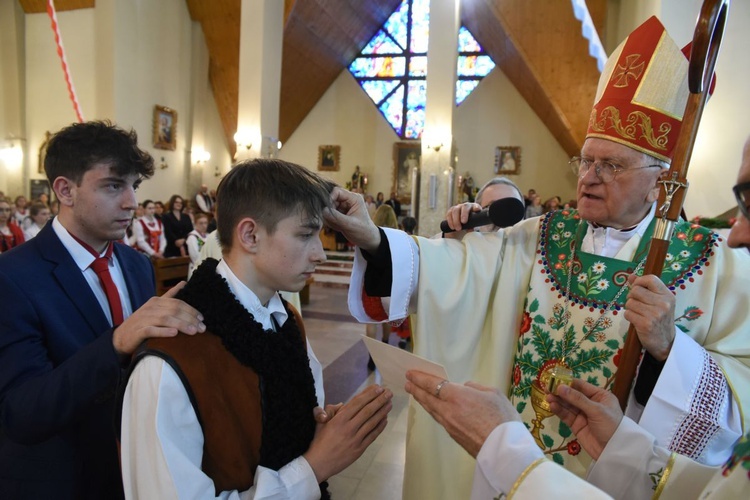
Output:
[508, 457, 547, 499]
[652, 452, 677, 499]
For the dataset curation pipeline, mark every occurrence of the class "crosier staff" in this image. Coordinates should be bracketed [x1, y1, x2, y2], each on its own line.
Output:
[612, 0, 730, 410]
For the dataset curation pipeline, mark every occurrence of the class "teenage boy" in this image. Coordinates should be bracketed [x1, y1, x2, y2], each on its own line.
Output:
[121, 158, 393, 498]
[0, 121, 205, 499]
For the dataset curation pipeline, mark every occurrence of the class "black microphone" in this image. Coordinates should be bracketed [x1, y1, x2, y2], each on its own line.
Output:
[440, 197, 525, 233]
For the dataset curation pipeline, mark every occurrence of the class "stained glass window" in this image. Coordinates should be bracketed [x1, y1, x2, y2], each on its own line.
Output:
[348, 0, 495, 139]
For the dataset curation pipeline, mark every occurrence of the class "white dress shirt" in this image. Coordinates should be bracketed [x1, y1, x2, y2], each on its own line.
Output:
[52, 217, 134, 325]
[121, 259, 324, 500]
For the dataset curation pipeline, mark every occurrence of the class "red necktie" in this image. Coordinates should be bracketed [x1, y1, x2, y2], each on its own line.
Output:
[71, 234, 125, 326]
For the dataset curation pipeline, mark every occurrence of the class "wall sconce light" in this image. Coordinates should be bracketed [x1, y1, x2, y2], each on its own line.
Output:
[194, 148, 211, 165]
[0, 137, 24, 171]
[423, 129, 449, 154]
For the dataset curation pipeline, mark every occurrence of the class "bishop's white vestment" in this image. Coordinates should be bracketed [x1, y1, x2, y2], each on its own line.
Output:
[349, 210, 750, 500]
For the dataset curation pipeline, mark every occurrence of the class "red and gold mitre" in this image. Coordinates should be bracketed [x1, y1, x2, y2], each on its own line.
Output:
[587, 16, 696, 162]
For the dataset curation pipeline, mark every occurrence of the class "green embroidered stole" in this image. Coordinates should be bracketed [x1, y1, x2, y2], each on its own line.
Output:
[509, 210, 716, 474]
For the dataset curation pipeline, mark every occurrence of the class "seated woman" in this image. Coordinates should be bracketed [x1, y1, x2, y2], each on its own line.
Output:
[134, 199, 166, 259]
[22, 202, 51, 241]
[162, 194, 194, 257]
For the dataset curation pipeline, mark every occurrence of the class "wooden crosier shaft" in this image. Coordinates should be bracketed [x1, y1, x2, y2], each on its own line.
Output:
[611, 0, 729, 410]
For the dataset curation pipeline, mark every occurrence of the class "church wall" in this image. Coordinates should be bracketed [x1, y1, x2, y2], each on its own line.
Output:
[0, 0, 27, 197]
[196, 84, 232, 191]
[660, 0, 750, 219]
[278, 72, 400, 202]
[9, 0, 227, 205]
[25, 9, 97, 187]
[609, 0, 750, 218]
[281, 67, 576, 235]
[453, 68, 576, 205]
[6, 1, 748, 220]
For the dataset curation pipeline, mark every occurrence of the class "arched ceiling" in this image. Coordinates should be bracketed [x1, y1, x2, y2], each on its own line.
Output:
[19, 0, 606, 158]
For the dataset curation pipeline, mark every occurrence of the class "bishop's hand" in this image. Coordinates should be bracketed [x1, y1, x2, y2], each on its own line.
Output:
[443, 202, 482, 237]
[623, 274, 676, 361]
[405, 370, 521, 458]
[324, 187, 381, 252]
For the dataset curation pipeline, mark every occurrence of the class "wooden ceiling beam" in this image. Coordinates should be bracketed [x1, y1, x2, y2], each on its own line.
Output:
[18, 0, 94, 14]
[185, 0, 240, 155]
[463, 0, 606, 157]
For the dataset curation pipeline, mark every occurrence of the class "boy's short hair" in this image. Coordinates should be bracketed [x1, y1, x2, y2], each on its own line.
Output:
[44, 121, 154, 185]
[216, 158, 335, 249]
[193, 212, 210, 223]
[29, 202, 48, 217]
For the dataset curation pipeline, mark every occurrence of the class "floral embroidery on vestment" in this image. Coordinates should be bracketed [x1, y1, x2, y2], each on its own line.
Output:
[509, 210, 717, 469]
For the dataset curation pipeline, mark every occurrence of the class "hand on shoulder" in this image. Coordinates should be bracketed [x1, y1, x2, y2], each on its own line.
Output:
[112, 281, 206, 355]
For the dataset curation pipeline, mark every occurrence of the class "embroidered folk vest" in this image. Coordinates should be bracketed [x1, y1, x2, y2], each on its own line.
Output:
[130, 259, 319, 494]
[139, 218, 162, 252]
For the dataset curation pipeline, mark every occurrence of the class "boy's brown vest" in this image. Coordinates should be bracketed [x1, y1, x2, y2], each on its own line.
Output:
[129, 258, 316, 494]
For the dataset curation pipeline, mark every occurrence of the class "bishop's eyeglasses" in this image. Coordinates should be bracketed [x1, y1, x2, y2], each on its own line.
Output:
[569, 157, 662, 184]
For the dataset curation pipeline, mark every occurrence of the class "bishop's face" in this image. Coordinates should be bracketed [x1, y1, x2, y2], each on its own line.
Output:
[576, 138, 663, 229]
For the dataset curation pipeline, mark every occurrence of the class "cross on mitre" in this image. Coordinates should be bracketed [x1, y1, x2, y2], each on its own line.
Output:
[612, 54, 645, 88]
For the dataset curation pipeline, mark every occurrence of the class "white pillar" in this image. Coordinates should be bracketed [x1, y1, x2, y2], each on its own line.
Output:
[419, 0, 460, 233]
[0, 0, 27, 197]
[235, 0, 283, 160]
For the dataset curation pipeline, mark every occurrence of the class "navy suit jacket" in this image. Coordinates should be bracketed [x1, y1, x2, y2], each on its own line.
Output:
[0, 223, 154, 499]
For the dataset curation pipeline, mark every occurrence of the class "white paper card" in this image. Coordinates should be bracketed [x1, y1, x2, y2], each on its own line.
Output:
[361, 335, 449, 395]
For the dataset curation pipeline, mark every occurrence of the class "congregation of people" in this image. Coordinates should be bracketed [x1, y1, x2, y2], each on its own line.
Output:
[1, 13, 749, 500]
[0, 187, 214, 271]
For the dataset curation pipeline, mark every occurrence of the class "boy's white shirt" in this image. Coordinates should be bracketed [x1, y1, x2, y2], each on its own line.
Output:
[121, 259, 325, 500]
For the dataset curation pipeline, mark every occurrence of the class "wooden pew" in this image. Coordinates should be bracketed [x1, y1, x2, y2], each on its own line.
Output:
[153, 256, 191, 296]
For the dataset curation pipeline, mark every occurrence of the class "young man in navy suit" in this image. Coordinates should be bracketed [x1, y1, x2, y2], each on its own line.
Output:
[0, 121, 206, 499]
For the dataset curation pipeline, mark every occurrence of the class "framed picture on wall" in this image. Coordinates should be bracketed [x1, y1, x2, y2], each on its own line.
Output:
[393, 141, 420, 204]
[318, 145, 340, 171]
[494, 146, 521, 175]
[30, 179, 51, 201]
[153, 105, 177, 151]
